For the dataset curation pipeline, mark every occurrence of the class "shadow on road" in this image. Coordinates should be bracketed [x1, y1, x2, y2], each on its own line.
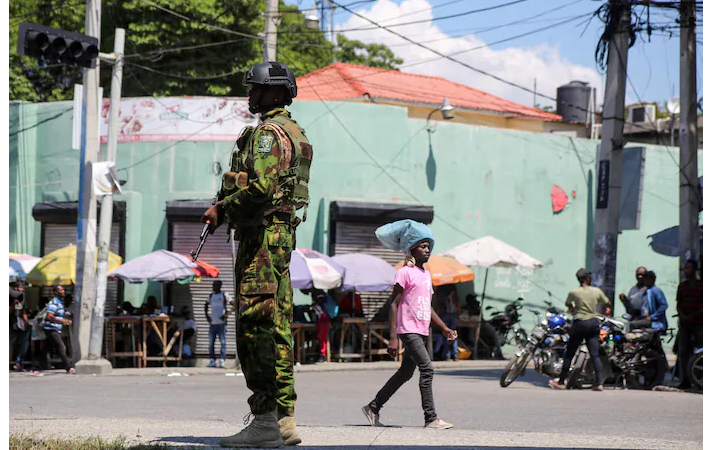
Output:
[436, 368, 551, 388]
[154, 436, 664, 450]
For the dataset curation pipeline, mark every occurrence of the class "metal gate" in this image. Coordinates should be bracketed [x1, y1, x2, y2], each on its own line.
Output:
[169, 222, 238, 358]
[332, 221, 402, 320]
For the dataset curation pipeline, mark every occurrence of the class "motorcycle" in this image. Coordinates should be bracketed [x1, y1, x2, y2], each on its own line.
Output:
[486, 298, 529, 349]
[499, 307, 569, 387]
[567, 315, 669, 390]
[687, 347, 703, 389]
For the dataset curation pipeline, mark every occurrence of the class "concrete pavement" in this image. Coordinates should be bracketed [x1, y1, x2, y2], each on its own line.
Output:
[9, 365, 701, 450]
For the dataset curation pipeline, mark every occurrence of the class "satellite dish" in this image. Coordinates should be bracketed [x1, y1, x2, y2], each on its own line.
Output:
[667, 96, 680, 115]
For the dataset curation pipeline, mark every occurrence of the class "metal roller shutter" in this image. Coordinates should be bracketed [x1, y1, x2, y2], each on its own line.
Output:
[41, 223, 122, 316]
[169, 222, 238, 358]
[333, 221, 401, 320]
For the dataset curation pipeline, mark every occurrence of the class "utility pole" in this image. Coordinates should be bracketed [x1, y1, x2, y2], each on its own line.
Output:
[263, 0, 278, 62]
[592, 0, 631, 309]
[76, 28, 125, 375]
[679, 0, 700, 275]
[329, 0, 335, 44]
[73, 0, 101, 362]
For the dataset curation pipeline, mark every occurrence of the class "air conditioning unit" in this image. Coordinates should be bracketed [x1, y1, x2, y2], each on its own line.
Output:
[628, 104, 656, 123]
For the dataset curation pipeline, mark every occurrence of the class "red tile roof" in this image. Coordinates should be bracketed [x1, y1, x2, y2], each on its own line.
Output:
[296, 62, 561, 122]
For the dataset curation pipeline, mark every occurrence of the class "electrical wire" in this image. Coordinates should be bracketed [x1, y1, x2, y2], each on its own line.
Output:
[135, 0, 263, 41]
[126, 61, 242, 80]
[9, 107, 73, 137]
[280, 0, 531, 35]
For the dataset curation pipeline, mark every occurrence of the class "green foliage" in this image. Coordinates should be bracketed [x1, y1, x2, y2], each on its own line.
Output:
[9, 0, 402, 102]
[334, 34, 403, 70]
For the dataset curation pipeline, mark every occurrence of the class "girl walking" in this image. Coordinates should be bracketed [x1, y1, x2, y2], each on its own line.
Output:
[362, 220, 457, 429]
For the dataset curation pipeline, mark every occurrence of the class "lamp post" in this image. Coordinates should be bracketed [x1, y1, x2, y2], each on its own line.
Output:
[426, 97, 455, 132]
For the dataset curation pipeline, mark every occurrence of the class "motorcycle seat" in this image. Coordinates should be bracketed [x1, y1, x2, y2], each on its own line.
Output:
[625, 329, 657, 342]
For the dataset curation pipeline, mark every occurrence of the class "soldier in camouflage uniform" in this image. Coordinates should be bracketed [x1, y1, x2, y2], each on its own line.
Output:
[201, 61, 312, 448]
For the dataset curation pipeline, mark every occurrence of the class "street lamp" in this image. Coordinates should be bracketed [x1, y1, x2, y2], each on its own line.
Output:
[304, 6, 319, 30]
[426, 97, 455, 132]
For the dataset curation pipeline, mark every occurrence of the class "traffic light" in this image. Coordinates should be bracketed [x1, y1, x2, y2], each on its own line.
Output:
[17, 22, 99, 68]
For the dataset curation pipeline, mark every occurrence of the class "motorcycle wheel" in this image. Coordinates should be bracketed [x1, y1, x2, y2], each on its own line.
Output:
[626, 350, 667, 390]
[499, 349, 530, 388]
[687, 353, 703, 389]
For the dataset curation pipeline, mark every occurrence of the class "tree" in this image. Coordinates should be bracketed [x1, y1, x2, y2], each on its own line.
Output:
[9, 0, 402, 102]
[333, 34, 403, 70]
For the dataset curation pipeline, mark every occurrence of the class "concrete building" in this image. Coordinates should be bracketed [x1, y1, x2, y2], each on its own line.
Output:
[9, 94, 698, 358]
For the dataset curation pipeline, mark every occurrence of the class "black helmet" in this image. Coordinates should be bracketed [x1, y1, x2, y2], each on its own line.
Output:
[243, 62, 297, 99]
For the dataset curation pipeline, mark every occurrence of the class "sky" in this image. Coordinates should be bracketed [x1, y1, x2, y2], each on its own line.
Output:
[285, 0, 703, 110]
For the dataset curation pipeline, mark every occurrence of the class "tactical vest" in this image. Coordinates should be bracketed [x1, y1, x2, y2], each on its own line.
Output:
[222, 112, 312, 222]
[262, 114, 312, 219]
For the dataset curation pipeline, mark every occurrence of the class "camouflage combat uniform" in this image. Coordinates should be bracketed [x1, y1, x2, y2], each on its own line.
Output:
[222, 107, 312, 417]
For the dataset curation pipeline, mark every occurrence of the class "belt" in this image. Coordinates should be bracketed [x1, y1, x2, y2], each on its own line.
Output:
[263, 211, 297, 227]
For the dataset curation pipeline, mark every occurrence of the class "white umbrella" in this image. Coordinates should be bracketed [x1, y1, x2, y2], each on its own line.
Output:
[442, 236, 543, 269]
[9, 253, 41, 281]
[109, 250, 199, 284]
[442, 236, 543, 359]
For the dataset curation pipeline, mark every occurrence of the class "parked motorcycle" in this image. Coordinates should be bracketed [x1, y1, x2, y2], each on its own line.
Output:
[567, 315, 669, 390]
[687, 347, 703, 389]
[487, 298, 528, 349]
[499, 307, 569, 387]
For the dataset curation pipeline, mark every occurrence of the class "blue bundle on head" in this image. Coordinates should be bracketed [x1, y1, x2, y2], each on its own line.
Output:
[375, 219, 435, 254]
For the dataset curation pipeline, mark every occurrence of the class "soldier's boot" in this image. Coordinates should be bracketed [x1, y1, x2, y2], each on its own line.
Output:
[278, 415, 302, 446]
[219, 410, 283, 448]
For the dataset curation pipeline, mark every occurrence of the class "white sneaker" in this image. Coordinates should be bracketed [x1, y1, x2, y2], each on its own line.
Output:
[218, 359, 225, 368]
[425, 418, 454, 429]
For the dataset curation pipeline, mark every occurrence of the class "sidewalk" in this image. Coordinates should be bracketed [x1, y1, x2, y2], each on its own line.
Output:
[96, 359, 510, 377]
[9, 415, 700, 450]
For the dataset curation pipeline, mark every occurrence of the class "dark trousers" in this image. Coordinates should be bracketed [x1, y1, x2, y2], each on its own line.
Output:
[370, 333, 437, 424]
[10, 329, 30, 367]
[559, 318, 603, 386]
[678, 323, 703, 384]
[42, 329, 73, 371]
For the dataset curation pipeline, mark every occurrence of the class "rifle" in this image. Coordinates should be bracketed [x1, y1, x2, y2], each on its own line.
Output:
[190, 190, 221, 262]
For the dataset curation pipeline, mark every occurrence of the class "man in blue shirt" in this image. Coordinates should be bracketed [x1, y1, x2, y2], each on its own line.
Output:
[632, 271, 668, 331]
[42, 286, 75, 373]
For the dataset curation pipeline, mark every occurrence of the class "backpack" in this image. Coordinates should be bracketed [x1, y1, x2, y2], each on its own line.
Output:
[31, 306, 48, 341]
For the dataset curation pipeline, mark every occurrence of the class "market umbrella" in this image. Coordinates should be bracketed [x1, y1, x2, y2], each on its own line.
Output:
[442, 235, 543, 358]
[393, 255, 476, 286]
[188, 257, 220, 279]
[109, 250, 198, 284]
[291, 248, 345, 290]
[9, 253, 41, 281]
[332, 253, 396, 292]
[26, 244, 123, 286]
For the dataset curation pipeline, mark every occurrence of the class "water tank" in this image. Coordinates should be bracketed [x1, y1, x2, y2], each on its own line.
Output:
[556, 81, 592, 124]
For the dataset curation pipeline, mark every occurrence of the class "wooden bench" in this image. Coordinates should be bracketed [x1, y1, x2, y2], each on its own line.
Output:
[105, 316, 143, 368]
[335, 317, 367, 362]
[367, 322, 402, 362]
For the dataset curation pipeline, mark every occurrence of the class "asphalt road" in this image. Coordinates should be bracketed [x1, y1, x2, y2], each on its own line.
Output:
[9, 366, 702, 449]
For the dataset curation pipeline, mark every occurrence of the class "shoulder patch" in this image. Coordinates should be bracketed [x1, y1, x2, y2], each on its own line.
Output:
[257, 134, 274, 153]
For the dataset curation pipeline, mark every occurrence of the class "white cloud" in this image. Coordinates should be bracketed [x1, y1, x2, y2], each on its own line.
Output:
[337, 0, 604, 108]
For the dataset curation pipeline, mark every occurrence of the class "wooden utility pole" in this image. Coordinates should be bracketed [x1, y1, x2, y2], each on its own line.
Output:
[592, 0, 632, 308]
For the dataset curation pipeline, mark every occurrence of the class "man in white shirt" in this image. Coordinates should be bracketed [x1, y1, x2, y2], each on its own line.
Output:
[204, 281, 232, 368]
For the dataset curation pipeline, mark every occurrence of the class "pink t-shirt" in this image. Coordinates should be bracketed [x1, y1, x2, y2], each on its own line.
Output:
[394, 265, 433, 336]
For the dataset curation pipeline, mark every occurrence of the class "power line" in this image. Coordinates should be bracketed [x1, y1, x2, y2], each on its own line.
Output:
[126, 61, 242, 80]
[135, 0, 263, 41]
[282, 0, 531, 35]
[9, 107, 73, 137]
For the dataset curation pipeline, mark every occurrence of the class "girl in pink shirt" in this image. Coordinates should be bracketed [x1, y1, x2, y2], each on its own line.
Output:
[362, 239, 457, 429]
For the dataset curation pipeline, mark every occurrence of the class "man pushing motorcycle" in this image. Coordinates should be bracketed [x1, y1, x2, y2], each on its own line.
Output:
[549, 268, 611, 392]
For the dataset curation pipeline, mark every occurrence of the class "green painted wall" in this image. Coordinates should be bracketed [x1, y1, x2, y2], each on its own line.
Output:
[9, 99, 701, 332]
